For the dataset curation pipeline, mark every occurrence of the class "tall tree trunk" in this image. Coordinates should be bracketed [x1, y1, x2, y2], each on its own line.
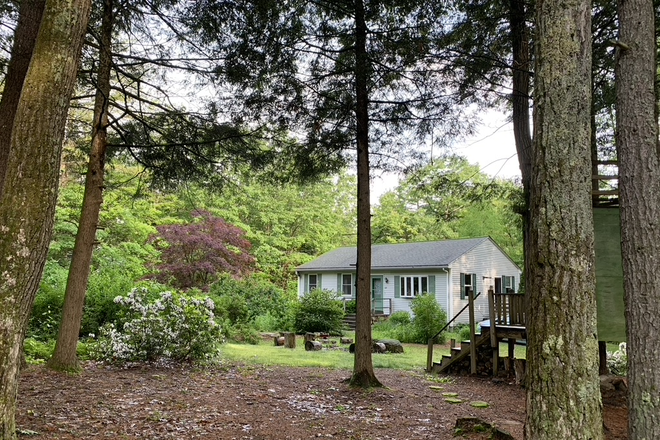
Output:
[48, 0, 114, 372]
[0, 0, 46, 196]
[525, 0, 603, 438]
[508, 0, 533, 299]
[0, 0, 91, 437]
[509, 0, 533, 188]
[350, 0, 381, 388]
[615, 0, 660, 437]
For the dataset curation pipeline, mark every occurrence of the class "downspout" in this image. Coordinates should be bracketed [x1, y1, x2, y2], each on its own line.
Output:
[441, 268, 451, 320]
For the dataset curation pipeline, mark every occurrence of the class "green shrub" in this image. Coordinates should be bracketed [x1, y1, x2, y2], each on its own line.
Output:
[82, 246, 155, 336]
[344, 300, 357, 314]
[458, 325, 472, 341]
[294, 289, 345, 334]
[91, 287, 222, 363]
[210, 275, 292, 328]
[29, 261, 67, 340]
[253, 312, 281, 332]
[223, 322, 261, 344]
[389, 311, 411, 326]
[411, 294, 447, 344]
[24, 338, 55, 364]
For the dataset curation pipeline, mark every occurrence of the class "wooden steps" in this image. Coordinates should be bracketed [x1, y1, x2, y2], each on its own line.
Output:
[431, 330, 492, 375]
[343, 314, 356, 330]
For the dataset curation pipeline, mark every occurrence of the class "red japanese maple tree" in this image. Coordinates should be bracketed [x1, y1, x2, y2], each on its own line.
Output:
[152, 211, 255, 290]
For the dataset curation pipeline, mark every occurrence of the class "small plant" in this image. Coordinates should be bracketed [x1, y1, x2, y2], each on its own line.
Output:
[389, 311, 411, 325]
[91, 287, 222, 363]
[344, 300, 357, 314]
[607, 342, 628, 376]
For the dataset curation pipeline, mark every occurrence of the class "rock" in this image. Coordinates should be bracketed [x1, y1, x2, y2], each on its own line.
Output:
[375, 339, 404, 353]
[455, 418, 514, 440]
[340, 337, 353, 344]
[372, 342, 387, 353]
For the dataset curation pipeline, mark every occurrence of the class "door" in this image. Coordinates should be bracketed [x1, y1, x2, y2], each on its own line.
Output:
[371, 276, 384, 314]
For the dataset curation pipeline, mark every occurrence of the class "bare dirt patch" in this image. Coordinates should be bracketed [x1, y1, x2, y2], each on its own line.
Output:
[16, 363, 626, 439]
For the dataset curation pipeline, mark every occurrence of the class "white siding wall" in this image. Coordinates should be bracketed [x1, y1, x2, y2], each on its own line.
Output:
[448, 240, 522, 325]
[298, 270, 450, 316]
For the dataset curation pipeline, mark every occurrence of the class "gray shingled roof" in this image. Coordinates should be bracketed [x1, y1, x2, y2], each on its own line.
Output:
[297, 237, 490, 272]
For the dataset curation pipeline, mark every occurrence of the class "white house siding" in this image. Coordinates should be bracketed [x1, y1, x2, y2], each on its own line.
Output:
[448, 240, 521, 325]
[384, 270, 449, 316]
[298, 270, 450, 317]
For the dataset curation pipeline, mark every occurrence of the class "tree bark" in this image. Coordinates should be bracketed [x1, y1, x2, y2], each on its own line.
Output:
[48, 0, 114, 373]
[349, 0, 381, 389]
[0, 0, 91, 437]
[615, 0, 660, 437]
[0, 0, 46, 197]
[525, 0, 603, 438]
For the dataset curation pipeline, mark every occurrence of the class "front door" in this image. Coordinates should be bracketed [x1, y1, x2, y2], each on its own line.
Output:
[371, 276, 384, 314]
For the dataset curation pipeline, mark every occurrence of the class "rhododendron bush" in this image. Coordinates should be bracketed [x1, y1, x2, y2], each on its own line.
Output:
[92, 287, 222, 363]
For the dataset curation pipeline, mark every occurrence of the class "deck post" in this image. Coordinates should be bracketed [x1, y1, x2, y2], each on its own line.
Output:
[426, 338, 433, 372]
[488, 289, 498, 375]
[468, 288, 477, 374]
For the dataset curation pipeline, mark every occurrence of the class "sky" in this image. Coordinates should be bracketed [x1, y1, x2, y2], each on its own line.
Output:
[371, 111, 522, 201]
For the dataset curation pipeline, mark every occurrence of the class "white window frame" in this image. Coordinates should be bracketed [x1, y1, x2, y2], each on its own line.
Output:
[308, 274, 320, 292]
[341, 274, 353, 296]
[461, 273, 476, 300]
[503, 275, 515, 293]
[399, 275, 429, 297]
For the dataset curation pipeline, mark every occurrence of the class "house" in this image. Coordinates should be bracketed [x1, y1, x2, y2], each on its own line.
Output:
[296, 237, 521, 325]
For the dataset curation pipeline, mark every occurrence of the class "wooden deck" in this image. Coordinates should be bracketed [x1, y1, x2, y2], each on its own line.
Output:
[429, 290, 528, 375]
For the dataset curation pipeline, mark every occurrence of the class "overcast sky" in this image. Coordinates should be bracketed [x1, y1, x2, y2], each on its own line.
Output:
[372, 111, 522, 202]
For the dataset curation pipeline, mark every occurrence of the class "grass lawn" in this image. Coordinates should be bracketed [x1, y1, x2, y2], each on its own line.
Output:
[219, 333, 528, 371]
[219, 334, 448, 370]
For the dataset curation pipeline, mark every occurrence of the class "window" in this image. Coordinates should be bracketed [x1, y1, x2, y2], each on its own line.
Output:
[342, 274, 353, 296]
[503, 275, 516, 293]
[460, 273, 476, 300]
[399, 275, 428, 297]
[308, 274, 319, 292]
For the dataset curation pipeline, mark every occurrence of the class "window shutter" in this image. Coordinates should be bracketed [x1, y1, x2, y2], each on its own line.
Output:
[337, 274, 342, 294]
[428, 275, 436, 297]
[512, 276, 516, 293]
[304, 274, 309, 293]
[460, 273, 465, 300]
[472, 274, 477, 297]
[394, 276, 400, 298]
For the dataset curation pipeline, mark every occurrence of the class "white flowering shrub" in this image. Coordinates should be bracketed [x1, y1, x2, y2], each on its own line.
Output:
[92, 288, 222, 363]
[607, 342, 628, 376]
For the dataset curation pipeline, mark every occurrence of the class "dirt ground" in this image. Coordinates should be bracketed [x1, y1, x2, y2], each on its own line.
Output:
[16, 362, 627, 440]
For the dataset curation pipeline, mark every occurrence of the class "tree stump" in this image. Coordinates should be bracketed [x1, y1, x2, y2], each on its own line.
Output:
[274, 336, 285, 346]
[340, 337, 353, 345]
[373, 342, 387, 353]
[305, 340, 322, 351]
[283, 332, 296, 349]
[304, 332, 317, 343]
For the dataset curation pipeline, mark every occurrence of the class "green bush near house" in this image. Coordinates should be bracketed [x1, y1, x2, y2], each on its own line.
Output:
[294, 289, 345, 335]
[411, 293, 447, 344]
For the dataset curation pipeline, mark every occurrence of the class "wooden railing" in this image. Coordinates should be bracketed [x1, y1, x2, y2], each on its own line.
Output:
[489, 292, 527, 326]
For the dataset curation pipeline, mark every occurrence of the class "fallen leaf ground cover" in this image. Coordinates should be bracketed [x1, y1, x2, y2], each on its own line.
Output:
[16, 361, 627, 439]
